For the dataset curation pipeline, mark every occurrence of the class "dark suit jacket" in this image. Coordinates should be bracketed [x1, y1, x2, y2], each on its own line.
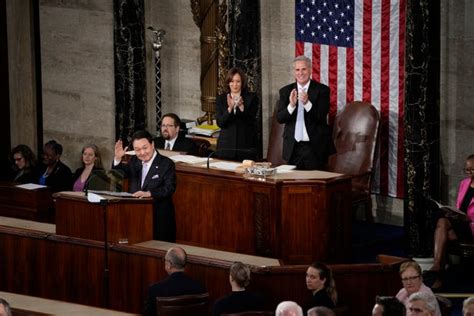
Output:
[213, 290, 264, 316]
[276, 80, 335, 168]
[112, 151, 176, 241]
[37, 161, 73, 193]
[144, 271, 206, 316]
[306, 288, 335, 311]
[215, 90, 258, 160]
[11, 167, 39, 184]
[154, 134, 198, 155]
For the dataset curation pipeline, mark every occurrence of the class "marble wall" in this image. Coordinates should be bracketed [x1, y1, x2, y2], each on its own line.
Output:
[440, 0, 474, 204]
[39, 0, 115, 170]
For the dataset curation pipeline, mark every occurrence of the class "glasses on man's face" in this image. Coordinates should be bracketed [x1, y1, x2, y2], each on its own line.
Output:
[401, 275, 420, 282]
[408, 307, 425, 314]
[464, 167, 474, 174]
[161, 124, 176, 129]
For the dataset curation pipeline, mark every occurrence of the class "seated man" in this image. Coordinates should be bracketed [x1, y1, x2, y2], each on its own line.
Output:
[407, 292, 438, 316]
[155, 113, 197, 155]
[308, 306, 335, 316]
[144, 247, 206, 316]
[275, 301, 303, 316]
[372, 296, 405, 316]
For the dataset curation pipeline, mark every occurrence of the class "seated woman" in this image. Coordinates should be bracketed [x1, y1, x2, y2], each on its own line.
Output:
[38, 140, 72, 193]
[212, 261, 264, 316]
[72, 144, 104, 192]
[215, 67, 258, 161]
[395, 261, 441, 316]
[10, 144, 38, 184]
[428, 154, 474, 289]
[305, 262, 337, 311]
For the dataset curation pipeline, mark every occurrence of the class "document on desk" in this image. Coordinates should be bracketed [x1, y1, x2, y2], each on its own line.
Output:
[275, 165, 297, 173]
[88, 190, 134, 198]
[170, 155, 209, 164]
[15, 183, 47, 190]
[209, 161, 242, 171]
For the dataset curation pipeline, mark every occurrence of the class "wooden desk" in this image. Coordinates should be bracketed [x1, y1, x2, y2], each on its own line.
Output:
[173, 164, 352, 264]
[0, 182, 54, 222]
[54, 192, 153, 244]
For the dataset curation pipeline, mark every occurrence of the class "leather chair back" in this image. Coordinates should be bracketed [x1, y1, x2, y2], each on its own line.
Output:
[327, 101, 380, 193]
[266, 109, 286, 167]
[156, 292, 209, 316]
[191, 137, 211, 157]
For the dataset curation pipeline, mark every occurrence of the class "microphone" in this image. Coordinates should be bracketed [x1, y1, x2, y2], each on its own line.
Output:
[207, 148, 257, 169]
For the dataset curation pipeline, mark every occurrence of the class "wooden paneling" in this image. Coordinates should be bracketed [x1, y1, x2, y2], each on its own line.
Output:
[0, 182, 53, 222]
[54, 193, 153, 244]
[174, 164, 352, 264]
[0, 225, 404, 316]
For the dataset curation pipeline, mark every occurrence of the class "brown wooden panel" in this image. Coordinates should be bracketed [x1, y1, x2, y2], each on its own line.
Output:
[0, 182, 53, 222]
[55, 194, 153, 244]
[174, 164, 352, 264]
[0, 225, 404, 316]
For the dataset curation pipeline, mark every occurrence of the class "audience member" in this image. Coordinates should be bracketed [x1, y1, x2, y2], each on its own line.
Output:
[407, 292, 439, 316]
[307, 306, 335, 316]
[9, 144, 38, 184]
[154, 113, 197, 155]
[0, 298, 12, 316]
[275, 301, 303, 316]
[305, 262, 337, 310]
[427, 154, 474, 289]
[372, 296, 405, 316]
[113, 130, 177, 241]
[143, 247, 206, 316]
[395, 261, 440, 316]
[276, 55, 335, 170]
[215, 67, 258, 161]
[463, 296, 474, 316]
[212, 261, 263, 316]
[72, 144, 104, 192]
[38, 140, 72, 193]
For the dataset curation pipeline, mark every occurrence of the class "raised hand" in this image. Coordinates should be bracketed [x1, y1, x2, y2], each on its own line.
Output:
[289, 89, 297, 107]
[114, 140, 127, 161]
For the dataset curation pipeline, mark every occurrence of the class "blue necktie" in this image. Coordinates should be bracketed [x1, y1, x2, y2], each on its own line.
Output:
[294, 91, 304, 142]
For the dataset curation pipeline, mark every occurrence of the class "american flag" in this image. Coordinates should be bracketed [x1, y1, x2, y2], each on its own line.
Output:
[296, 0, 406, 198]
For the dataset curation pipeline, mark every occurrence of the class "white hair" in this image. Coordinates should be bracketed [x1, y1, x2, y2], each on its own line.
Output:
[408, 292, 438, 314]
[275, 301, 303, 316]
[463, 296, 474, 315]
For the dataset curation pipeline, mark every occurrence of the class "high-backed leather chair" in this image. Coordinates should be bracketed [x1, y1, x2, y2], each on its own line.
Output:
[155, 292, 209, 316]
[191, 137, 211, 157]
[326, 101, 380, 221]
[435, 294, 452, 316]
[266, 109, 286, 167]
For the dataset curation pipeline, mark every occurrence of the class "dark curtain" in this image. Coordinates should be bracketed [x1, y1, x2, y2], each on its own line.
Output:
[113, 0, 147, 144]
[404, 0, 440, 257]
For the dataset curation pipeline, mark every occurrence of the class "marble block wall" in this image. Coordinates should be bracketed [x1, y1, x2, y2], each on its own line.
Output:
[39, 0, 115, 169]
[440, 0, 474, 204]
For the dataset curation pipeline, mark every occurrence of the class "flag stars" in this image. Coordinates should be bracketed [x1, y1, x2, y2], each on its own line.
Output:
[311, 16, 315, 21]
[328, 26, 332, 32]
[317, 9, 321, 14]
[306, 7, 310, 12]
[340, 12, 345, 17]
[335, 20, 339, 25]
[346, 36, 350, 41]
[311, 31, 315, 36]
[335, 3, 339, 9]
[306, 22, 310, 28]
[317, 25, 321, 30]
[346, 21, 350, 26]
[323, 2, 327, 7]
[300, 14, 304, 19]
[322, 33, 326, 38]
[323, 18, 327, 22]
[329, 11, 333, 16]
[346, 4, 351, 9]
[334, 35, 339, 40]
[340, 28, 344, 33]
[300, 29, 304, 34]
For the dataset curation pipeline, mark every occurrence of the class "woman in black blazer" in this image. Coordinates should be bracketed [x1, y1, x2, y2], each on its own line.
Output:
[215, 67, 258, 161]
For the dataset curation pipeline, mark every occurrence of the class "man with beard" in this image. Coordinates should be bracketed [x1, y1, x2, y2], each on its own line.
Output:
[154, 113, 197, 155]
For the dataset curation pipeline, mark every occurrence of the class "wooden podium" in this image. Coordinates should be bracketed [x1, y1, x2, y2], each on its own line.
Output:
[172, 163, 352, 264]
[54, 192, 153, 244]
[0, 181, 54, 222]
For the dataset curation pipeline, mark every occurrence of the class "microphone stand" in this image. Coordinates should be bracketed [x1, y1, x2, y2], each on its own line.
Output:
[100, 198, 110, 308]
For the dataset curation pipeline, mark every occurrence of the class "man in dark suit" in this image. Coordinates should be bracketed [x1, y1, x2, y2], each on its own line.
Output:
[144, 247, 206, 316]
[154, 113, 198, 155]
[113, 130, 176, 241]
[276, 55, 335, 170]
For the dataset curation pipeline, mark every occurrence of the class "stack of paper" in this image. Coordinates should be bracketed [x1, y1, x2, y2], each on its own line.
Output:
[189, 124, 220, 137]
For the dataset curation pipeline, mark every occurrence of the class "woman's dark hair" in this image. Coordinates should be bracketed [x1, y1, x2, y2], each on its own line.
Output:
[225, 67, 248, 92]
[375, 296, 406, 316]
[309, 262, 337, 305]
[44, 139, 63, 156]
[10, 144, 37, 169]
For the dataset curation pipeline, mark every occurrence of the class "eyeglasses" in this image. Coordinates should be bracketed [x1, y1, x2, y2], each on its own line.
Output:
[401, 275, 420, 282]
[464, 167, 474, 174]
[161, 124, 177, 129]
[14, 158, 23, 161]
[408, 307, 424, 314]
